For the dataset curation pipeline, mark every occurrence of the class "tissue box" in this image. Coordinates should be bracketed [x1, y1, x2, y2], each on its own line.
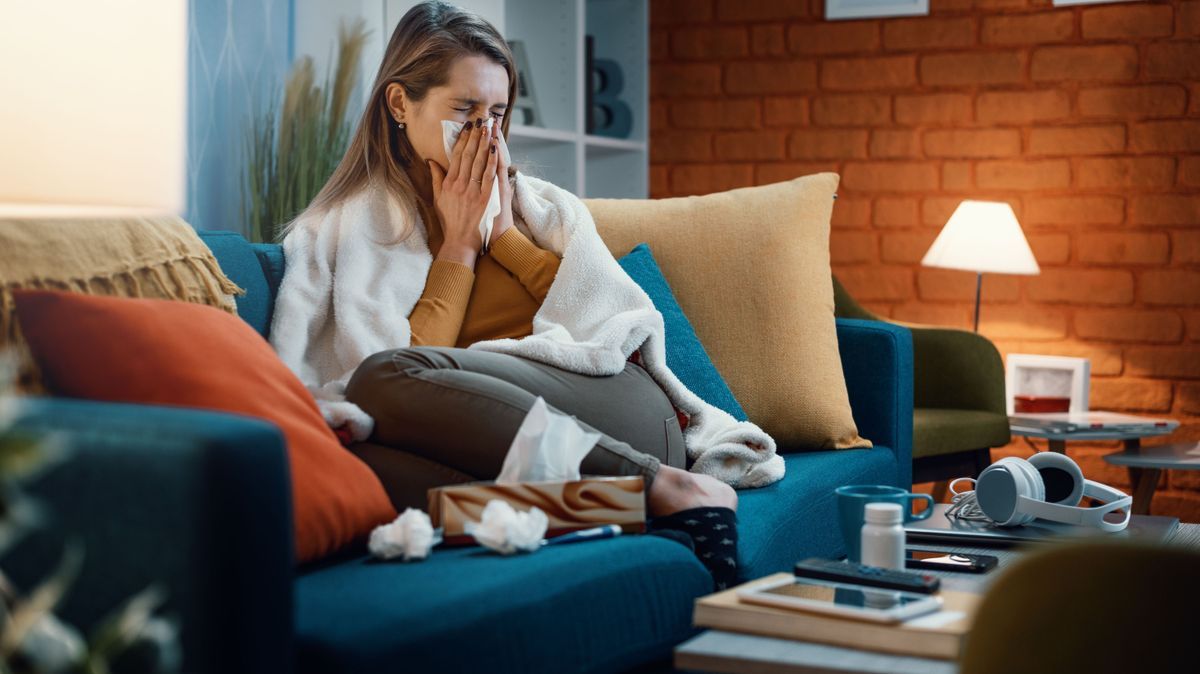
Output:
[429, 476, 646, 545]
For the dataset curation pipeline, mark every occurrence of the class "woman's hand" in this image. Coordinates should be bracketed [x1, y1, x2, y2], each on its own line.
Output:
[491, 125, 515, 242]
[428, 118, 499, 267]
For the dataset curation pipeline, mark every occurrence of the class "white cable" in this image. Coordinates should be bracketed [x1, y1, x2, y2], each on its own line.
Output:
[943, 477, 993, 523]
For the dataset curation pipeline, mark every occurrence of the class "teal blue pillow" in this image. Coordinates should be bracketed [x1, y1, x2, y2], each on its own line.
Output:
[618, 244, 749, 422]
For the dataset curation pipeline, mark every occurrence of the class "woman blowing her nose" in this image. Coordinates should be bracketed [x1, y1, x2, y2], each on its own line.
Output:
[269, 1, 782, 589]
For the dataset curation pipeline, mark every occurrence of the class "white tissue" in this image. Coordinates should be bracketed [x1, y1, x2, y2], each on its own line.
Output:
[440, 118, 511, 250]
[496, 397, 601, 484]
[368, 508, 443, 561]
[465, 499, 548, 555]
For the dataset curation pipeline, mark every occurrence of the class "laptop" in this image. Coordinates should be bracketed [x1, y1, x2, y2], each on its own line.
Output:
[905, 503, 1179, 545]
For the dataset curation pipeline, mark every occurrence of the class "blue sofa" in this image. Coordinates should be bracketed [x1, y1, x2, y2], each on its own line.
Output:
[12, 230, 913, 673]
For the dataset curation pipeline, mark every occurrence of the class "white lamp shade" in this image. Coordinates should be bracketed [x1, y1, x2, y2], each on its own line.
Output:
[922, 200, 1040, 275]
[0, 1, 187, 217]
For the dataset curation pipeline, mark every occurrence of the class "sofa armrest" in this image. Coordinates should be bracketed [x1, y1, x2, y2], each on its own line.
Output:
[911, 327, 1006, 414]
[7, 398, 294, 674]
[836, 318, 914, 488]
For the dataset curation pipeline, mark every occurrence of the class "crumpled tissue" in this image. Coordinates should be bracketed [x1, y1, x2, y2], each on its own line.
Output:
[440, 117, 513, 251]
[496, 396, 601, 484]
[465, 499, 548, 555]
[369, 508, 443, 561]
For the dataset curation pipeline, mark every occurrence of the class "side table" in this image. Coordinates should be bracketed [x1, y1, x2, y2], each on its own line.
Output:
[1104, 442, 1200, 515]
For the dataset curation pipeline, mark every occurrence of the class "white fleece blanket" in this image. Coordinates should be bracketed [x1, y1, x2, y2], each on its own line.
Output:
[269, 172, 784, 488]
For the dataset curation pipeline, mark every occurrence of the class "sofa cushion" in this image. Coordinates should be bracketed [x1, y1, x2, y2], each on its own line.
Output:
[294, 536, 711, 674]
[197, 230, 274, 337]
[585, 174, 870, 452]
[913, 408, 1010, 459]
[736, 447, 899, 580]
[618, 243, 748, 421]
[13, 289, 396, 563]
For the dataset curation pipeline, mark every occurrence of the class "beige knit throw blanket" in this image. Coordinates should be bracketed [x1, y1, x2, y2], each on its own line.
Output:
[0, 215, 243, 392]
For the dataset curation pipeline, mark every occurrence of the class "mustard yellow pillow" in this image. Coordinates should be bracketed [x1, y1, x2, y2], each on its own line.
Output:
[585, 173, 870, 451]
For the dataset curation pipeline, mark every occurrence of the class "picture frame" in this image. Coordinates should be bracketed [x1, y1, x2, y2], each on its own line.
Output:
[825, 0, 929, 21]
[1005, 354, 1091, 416]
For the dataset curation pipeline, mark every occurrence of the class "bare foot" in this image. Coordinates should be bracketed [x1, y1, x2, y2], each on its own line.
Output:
[648, 465, 737, 517]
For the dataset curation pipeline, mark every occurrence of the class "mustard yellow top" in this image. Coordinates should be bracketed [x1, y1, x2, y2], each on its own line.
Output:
[408, 207, 562, 348]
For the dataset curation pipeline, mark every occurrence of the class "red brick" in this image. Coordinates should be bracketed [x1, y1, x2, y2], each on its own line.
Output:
[1076, 310, 1183, 343]
[755, 161, 839, 184]
[1181, 158, 1200, 187]
[1081, 4, 1174, 40]
[750, 25, 786, 57]
[1182, 1, 1200, 37]
[715, 0, 810, 21]
[831, 197, 871, 229]
[935, 0, 1030, 10]
[1026, 269, 1134, 305]
[1180, 383, 1200, 415]
[1146, 43, 1200, 79]
[1188, 312, 1200, 341]
[651, 64, 722, 97]
[1089, 378, 1175, 413]
[1077, 233, 1170, 265]
[788, 21, 880, 55]
[1025, 196, 1125, 226]
[837, 267, 914, 301]
[976, 160, 1070, 190]
[894, 93, 972, 125]
[812, 95, 891, 126]
[671, 100, 760, 129]
[651, 0, 714, 25]
[882, 232, 939, 264]
[921, 51, 1024, 86]
[1031, 45, 1138, 82]
[925, 129, 1021, 158]
[651, 101, 668, 128]
[822, 56, 917, 91]
[1077, 85, 1188, 119]
[1176, 232, 1200, 264]
[650, 132, 712, 162]
[763, 97, 809, 126]
[1017, 341, 1124, 376]
[650, 165, 668, 197]
[842, 161, 939, 191]
[870, 130, 921, 158]
[980, 305, 1069, 340]
[830, 231, 877, 264]
[1144, 491, 1200, 521]
[1131, 196, 1200, 226]
[787, 129, 868, 159]
[976, 90, 1070, 124]
[1027, 233, 1071, 265]
[1192, 84, 1200, 115]
[725, 61, 818, 94]
[883, 17, 975, 51]
[670, 26, 749, 60]
[982, 11, 1074, 45]
[1027, 125, 1125, 157]
[714, 130, 788, 160]
[919, 197, 964, 228]
[891, 303, 971, 328]
[942, 161, 972, 191]
[1141, 270, 1200, 306]
[1076, 157, 1176, 189]
[651, 28, 669, 61]
[670, 164, 755, 195]
[1126, 347, 1200, 378]
[919, 269, 1021, 302]
[1131, 120, 1200, 153]
[874, 197, 920, 227]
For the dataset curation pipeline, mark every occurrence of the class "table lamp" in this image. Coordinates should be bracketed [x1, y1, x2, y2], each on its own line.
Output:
[0, 0, 187, 218]
[921, 200, 1040, 332]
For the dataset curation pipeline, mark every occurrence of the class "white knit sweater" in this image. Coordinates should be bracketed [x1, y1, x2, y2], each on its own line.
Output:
[269, 172, 784, 488]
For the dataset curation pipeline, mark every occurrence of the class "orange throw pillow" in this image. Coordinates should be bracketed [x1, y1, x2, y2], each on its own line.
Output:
[13, 289, 396, 563]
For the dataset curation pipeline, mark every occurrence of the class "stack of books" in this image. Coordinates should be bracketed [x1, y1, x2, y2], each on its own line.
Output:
[693, 573, 980, 660]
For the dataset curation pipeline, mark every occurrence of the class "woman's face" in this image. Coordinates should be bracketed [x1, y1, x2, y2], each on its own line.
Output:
[387, 55, 510, 171]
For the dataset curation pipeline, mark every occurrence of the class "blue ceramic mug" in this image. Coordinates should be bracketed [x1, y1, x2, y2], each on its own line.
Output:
[835, 485, 934, 563]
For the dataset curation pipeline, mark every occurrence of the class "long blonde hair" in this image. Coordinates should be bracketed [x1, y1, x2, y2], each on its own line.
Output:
[281, 1, 518, 241]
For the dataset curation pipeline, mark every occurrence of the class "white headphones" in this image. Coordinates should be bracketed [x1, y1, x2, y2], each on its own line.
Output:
[950, 453, 1132, 533]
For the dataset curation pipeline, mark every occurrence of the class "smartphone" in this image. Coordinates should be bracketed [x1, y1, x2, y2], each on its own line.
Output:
[905, 549, 997, 574]
[737, 577, 942, 623]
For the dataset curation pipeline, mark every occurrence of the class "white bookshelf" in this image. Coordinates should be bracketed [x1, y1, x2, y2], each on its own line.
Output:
[298, 0, 648, 198]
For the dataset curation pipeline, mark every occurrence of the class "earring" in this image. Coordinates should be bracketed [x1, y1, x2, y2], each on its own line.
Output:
[397, 121, 406, 129]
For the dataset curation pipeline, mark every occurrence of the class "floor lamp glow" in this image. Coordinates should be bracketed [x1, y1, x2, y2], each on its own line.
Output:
[0, 0, 187, 218]
[921, 200, 1040, 333]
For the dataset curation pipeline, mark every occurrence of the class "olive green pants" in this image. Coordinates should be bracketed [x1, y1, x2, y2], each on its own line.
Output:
[344, 346, 687, 510]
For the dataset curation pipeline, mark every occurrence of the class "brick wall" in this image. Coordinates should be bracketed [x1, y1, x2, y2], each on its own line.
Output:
[650, 0, 1200, 518]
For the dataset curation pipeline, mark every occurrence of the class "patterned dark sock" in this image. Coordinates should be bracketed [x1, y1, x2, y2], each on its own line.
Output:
[649, 506, 739, 591]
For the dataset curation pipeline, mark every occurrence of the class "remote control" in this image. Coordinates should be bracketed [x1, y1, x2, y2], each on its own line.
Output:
[793, 557, 941, 594]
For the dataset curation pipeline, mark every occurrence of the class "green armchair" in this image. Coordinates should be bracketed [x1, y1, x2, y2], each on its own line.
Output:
[833, 276, 1011, 491]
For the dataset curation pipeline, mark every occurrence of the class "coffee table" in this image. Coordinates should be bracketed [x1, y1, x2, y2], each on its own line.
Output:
[674, 524, 1200, 674]
[1105, 442, 1200, 515]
